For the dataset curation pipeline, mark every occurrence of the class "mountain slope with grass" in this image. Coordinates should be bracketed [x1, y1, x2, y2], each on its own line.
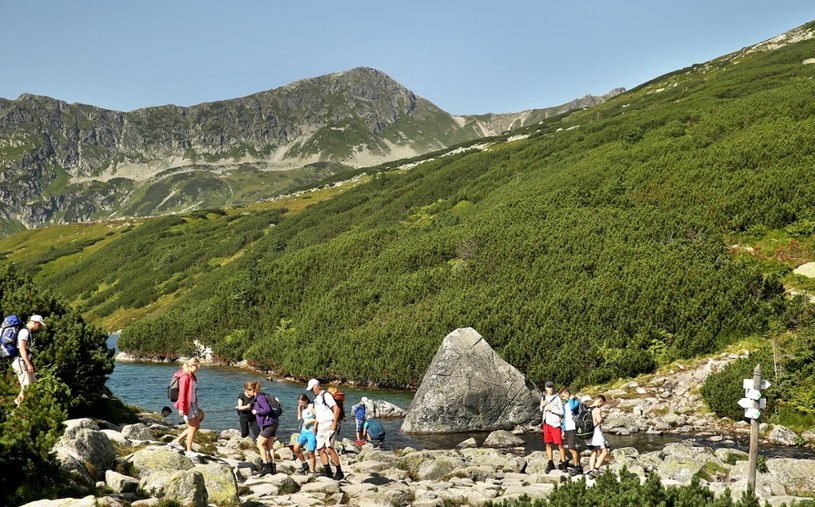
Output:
[2, 24, 815, 414]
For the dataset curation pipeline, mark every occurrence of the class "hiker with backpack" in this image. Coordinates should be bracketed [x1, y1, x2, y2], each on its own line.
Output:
[1, 314, 46, 406]
[307, 379, 345, 480]
[166, 357, 204, 457]
[540, 380, 568, 473]
[252, 381, 282, 476]
[585, 394, 609, 479]
[559, 386, 583, 476]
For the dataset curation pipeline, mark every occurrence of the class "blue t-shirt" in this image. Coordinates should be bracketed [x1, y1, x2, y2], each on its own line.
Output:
[353, 403, 366, 421]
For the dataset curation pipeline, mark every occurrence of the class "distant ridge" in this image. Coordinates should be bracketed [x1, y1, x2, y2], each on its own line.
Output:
[0, 67, 618, 231]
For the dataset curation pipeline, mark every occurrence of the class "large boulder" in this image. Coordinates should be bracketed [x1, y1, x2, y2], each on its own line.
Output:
[369, 399, 406, 418]
[401, 328, 541, 433]
[196, 463, 241, 507]
[139, 469, 208, 507]
[52, 428, 117, 482]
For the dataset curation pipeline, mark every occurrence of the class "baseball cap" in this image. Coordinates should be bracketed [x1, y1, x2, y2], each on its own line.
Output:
[29, 314, 46, 327]
[544, 380, 554, 388]
[306, 379, 320, 391]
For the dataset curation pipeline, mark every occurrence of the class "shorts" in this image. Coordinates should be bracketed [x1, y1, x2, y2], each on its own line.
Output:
[11, 357, 36, 386]
[316, 424, 336, 450]
[355, 419, 365, 433]
[542, 423, 563, 445]
[260, 422, 279, 439]
[586, 439, 610, 451]
[563, 429, 578, 450]
[297, 430, 317, 452]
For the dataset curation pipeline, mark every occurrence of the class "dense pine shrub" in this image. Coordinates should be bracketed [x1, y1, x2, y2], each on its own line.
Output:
[0, 265, 115, 504]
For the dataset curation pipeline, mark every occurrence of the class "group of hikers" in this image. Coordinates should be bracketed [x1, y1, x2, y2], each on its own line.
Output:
[1, 313, 47, 407]
[5, 314, 608, 481]
[1, 310, 613, 480]
[163, 359, 385, 480]
[540, 380, 609, 478]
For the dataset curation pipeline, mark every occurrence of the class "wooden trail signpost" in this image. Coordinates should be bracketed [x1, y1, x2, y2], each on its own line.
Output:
[737, 364, 770, 491]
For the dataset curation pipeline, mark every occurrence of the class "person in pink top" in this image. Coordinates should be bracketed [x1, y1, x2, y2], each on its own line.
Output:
[167, 358, 203, 457]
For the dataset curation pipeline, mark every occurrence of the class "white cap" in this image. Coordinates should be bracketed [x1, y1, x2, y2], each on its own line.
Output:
[361, 396, 369, 404]
[29, 314, 46, 327]
[306, 379, 320, 391]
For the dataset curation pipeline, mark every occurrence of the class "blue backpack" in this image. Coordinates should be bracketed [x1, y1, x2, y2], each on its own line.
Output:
[1, 314, 23, 359]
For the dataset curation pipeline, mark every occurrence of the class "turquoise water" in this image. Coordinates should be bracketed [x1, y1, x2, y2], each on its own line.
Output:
[108, 359, 422, 447]
[106, 355, 679, 452]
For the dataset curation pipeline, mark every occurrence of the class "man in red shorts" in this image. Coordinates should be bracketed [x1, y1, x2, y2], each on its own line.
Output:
[540, 380, 567, 473]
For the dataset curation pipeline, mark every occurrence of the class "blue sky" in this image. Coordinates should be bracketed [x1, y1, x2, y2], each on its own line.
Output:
[1, 1, 814, 115]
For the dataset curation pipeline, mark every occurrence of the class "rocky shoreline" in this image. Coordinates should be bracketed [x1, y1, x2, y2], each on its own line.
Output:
[88, 335, 815, 507]
[23, 413, 815, 507]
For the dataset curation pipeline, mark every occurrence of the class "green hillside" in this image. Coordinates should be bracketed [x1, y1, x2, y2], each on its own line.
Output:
[3, 25, 815, 404]
[116, 25, 815, 387]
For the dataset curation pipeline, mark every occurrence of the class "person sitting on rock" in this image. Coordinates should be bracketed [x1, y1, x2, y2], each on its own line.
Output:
[540, 380, 567, 473]
[585, 394, 609, 479]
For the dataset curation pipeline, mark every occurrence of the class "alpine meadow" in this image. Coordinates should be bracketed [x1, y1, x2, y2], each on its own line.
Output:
[4, 21, 815, 440]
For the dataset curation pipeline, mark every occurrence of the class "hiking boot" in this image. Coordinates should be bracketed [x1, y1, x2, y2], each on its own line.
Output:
[544, 460, 555, 474]
[258, 463, 272, 476]
[298, 462, 310, 474]
[269, 462, 277, 475]
[333, 468, 345, 481]
[558, 461, 568, 472]
[322, 466, 333, 478]
[568, 465, 584, 476]
[166, 441, 183, 451]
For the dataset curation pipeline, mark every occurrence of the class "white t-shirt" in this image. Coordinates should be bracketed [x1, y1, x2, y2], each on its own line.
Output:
[16, 327, 31, 350]
[315, 391, 337, 424]
[541, 394, 564, 428]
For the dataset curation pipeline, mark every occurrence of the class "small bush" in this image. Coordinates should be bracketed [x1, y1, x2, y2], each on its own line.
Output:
[486, 468, 764, 506]
[701, 348, 775, 421]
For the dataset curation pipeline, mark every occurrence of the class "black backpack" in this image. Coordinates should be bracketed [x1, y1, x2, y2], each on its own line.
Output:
[264, 393, 283, 418]
[574, 402, 595, 439]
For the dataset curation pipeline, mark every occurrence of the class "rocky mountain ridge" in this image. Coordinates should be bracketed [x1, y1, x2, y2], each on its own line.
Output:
[0, 67, 621, 232]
